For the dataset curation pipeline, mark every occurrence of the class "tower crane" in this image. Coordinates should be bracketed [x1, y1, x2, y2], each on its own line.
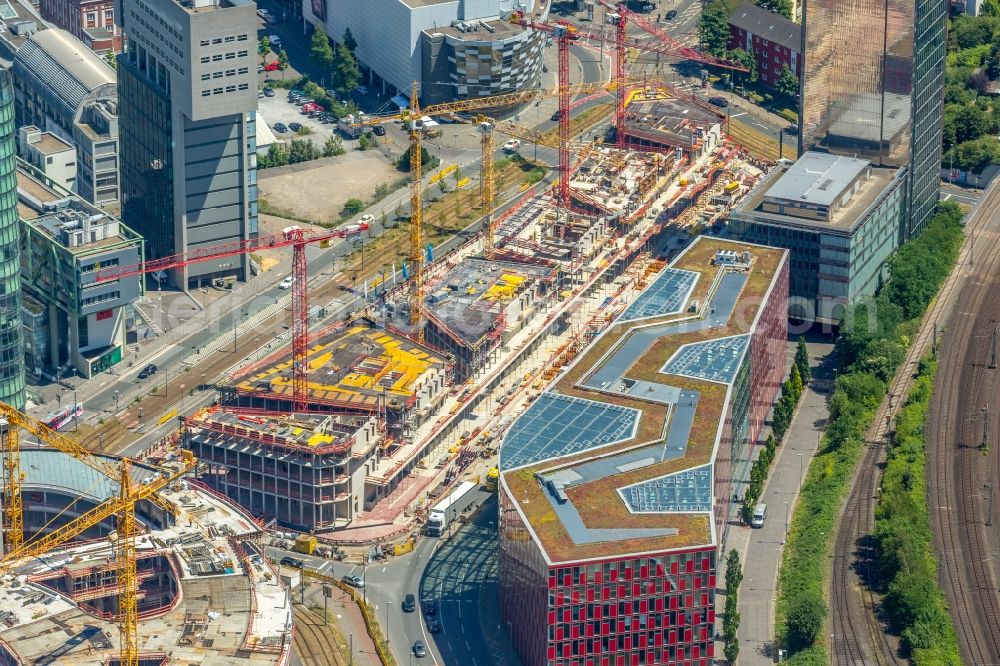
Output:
[509, 13, 581, 209]
[94, 223, 369, 413]
[594, 0, 746, 148]
[0, 405, 196, 666]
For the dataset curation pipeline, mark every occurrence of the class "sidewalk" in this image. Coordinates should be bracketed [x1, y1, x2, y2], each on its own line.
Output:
[722, 339, 834, 665]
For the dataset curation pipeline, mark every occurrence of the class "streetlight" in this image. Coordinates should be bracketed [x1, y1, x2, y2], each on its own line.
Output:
[386, 601, 392, 648]
[797, 453, 803, 495]
[783, 500, 789, 537]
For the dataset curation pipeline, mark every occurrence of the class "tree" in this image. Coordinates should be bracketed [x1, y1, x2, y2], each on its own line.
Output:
[795, 337, 811, 383]
[103, 49, 117, 70]
[756, 0, 792, 18]
[343, 28, 358, 53]
[986, 42, 1000, 79]
[786, 594, 826, 649]
[342, 198, 365, 217]
[332, 43, 361, 94]
[775, 64, 798, 98]
[398, 145, 438, 172]
[723, 639, 739, 664]
[725, 549, 743, 595]
[790, 364, 804, 399]
[277, 50, 290, 80]
[699, 0, 731, 57]
[259, 35, 271, 58]
[727, 48, 758, 84]
[309, 26, 335, 85]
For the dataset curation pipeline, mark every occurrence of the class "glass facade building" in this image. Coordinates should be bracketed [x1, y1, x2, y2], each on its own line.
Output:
[117, 55, 175, 264]
[0, 71, 25, 409]
[799, 0, 946, 237]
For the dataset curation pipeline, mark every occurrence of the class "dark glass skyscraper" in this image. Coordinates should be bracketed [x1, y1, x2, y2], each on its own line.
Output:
[0, 70, 24, 409]
[799, 0, 946, 237]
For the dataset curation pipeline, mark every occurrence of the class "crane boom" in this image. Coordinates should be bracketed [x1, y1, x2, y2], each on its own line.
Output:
[480, 120, 496, 259]
[0, 452, 194, 567]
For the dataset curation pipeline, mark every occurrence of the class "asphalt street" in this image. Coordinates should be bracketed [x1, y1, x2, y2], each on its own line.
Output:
[264, 489, 517, 666]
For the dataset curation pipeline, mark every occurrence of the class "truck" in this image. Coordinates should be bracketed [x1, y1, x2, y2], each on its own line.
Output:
[424, 480, 478, 536]
[338, 113, 370, 139]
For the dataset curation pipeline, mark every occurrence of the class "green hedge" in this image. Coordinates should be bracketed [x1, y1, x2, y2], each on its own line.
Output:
[875, 357, 962, 665]
[775, 201, 965, 657]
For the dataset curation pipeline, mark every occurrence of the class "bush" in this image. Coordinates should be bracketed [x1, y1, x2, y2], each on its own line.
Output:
[786, 594, 825, 649]
[342, 198, 364, 217]
[779, 108, 799, 124]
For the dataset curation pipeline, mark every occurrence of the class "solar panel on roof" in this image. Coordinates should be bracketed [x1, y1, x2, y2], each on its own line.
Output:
[500, 393, 639, 470]
[619, 464, 713, 513]
[620, 269, 698, 322]
[0, 2, 17, 19]
[660, 335, 749, 384]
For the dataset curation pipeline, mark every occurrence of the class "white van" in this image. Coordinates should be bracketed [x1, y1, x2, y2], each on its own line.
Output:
[751, 503, 767, 528]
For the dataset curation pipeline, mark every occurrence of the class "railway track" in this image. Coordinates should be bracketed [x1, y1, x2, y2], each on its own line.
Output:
[927, 183, 1000, 666]
[292, 605, 350, 666]
[830, 188, 996, 666]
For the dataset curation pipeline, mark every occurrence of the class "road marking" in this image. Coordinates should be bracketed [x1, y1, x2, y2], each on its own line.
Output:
[730, 112, 747, 119]
[943, 193, 952, 201]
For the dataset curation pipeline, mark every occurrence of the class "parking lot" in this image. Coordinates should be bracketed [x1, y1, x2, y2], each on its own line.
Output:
[257, 93, 336, 148]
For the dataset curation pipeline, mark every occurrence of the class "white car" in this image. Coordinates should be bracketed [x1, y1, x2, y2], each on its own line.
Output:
[278, 276, 294, 289]
[269, 34, 282, 49]
[359, 214, 375, 225]
[503, 139, 521, 153]
[355, 85, 369, 95]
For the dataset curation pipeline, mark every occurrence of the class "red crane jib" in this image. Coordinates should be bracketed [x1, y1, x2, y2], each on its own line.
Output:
[94, 223, 369, 282]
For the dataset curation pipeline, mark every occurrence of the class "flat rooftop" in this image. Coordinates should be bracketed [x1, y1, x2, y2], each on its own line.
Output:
[232, 323, 447, 409]
[737, 154, 900, 230]
[624, 96, 724, 149]
[426, 17, 522, 40]
[29, 131, 73, 155]
[185, 407, 375, 456]
[501, 237, 787, 564]
[0, 449, 289, 664]
[765, 151, 870, 208]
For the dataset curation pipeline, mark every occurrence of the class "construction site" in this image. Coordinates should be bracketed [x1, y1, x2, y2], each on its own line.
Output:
[0, 409, 290, 666]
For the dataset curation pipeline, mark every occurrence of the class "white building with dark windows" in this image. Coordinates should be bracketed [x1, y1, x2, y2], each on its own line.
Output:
[11, 28, 121, 208]
[303, 0, 545, 105]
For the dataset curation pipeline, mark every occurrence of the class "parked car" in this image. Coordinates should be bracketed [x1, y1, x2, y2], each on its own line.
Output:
[279, 556, 304, 568]
[256, 8, 269, 19]
[325, 88, 338, 99]
[412, 640, 427, 658]
[402, 594, 416, 612]
[269, 34, 282, 49]
[288, 122, 303, 132]
[372, 125, 386, 136]
[355, 85, 369, 95]
[263, 61, 280, 72]
[320, 113, 336, 124]
[272, 122, 288, 133]
[301, 102, 320, 113]
[503, 138, 521, 153]
[342, 574, 365, 588]
[137, 363, 157, 380]
[278, 275, 294, 289]
[263, 87, 275, 97]
[708, 96, 729, 108]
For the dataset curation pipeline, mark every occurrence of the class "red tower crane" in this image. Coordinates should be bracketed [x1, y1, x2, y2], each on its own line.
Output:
[595, 0, 746, 147]
[94, 223, 369, 412]
[510, 13, 581, 209]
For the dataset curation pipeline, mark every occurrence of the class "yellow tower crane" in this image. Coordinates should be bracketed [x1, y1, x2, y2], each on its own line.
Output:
[479, 119, 496, 259]
[0, 416, 23, 552]
[0, 405, 195, 666]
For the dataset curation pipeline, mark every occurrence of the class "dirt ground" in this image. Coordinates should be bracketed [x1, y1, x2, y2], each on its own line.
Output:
[258, 152, 403, 224]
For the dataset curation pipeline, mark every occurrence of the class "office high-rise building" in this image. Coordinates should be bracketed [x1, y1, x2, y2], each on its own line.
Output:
[0, 71, 25, 409]
[116, 0, 258, 288]
[799, 0, 946, 237]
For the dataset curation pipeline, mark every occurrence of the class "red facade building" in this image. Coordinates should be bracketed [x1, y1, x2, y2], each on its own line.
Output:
[727, 2, 801, 89]
[499, 238, 789, 666]
[39, 0, 122, 53]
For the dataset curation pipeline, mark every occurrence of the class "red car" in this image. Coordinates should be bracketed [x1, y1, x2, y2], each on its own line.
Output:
[301, 102, 320, 113]
[263, 61, 280, 72]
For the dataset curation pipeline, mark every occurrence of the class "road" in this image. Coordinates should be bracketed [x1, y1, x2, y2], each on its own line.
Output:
[737, 339, 833, 664]
[265, 489, 515, 666]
